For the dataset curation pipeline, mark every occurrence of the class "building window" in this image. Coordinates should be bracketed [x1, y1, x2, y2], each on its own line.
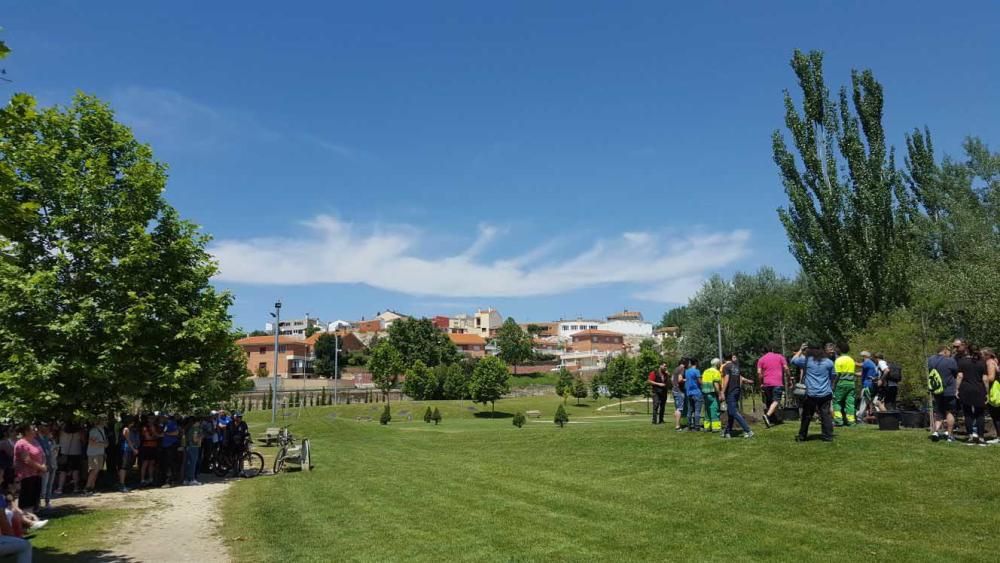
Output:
[258, 362, 266, 372]
[258, 347, 266, 355]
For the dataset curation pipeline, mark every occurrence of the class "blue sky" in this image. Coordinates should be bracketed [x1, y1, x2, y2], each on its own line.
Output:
[4, 1, 999, 331]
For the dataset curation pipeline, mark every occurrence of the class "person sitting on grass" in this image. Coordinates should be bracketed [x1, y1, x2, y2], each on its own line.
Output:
[701, 359, 723, 432]
[0, 488, 31, 563]
[684, 359, 704, 431]
[721, 353, 754, 439]
[671, 359, 687, 432]
[791, 344, 835, 442]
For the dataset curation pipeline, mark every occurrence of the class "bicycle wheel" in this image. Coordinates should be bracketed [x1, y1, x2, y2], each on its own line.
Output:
[213, 453, 232, 478]
[243, 451, 265, 477]
[273, 447, 286, 474]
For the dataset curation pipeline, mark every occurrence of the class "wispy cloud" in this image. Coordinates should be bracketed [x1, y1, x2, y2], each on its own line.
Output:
[210, 214, 751, 303]
[111, 87, 365, 159]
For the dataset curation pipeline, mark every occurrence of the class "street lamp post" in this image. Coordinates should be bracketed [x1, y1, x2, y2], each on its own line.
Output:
[271, 301, 282, 424]
[714, 307, 723, 361]
[333, 331, 339, 405]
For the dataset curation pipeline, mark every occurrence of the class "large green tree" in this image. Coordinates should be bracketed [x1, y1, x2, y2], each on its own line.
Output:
[367, 340, 403, 401]
[773, 50, 915, 339]
[603, 354, 636, 413]
[469, 355, 510, 416]
[387, 317, 460, 369]
[495, 317, 532, 372]
[0, 93, 248, 419]
[402, 360, 432, 400]
[313, 333, 345, 378]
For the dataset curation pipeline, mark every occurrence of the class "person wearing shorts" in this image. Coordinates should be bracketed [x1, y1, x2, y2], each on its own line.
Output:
[757, 346, 788, 428]
[118, 417, 139, 492]
[139, 416, 160, 486]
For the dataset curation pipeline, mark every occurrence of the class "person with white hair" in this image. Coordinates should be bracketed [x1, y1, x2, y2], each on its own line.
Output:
[700, 358, 724, 432]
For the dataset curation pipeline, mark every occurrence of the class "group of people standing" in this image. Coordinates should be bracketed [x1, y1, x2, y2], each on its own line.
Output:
[647, 342, 908, 442]
[925, 338, 1000, 445]
[0, 409, 250, 562]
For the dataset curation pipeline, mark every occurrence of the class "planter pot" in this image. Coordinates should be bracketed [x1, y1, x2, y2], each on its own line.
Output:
[781, 406, 800, 422]
[876, 411, 901, 431]
[900, 410, 926, 429]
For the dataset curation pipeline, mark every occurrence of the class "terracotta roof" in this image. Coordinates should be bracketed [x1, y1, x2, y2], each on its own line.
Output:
[236, 335, 308, 346]
[448, 333, 487, 346]
[571, 329, 624, 338]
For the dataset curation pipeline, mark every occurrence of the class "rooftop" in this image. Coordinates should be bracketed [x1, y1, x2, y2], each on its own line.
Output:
[571, 329, 625, 338]
[448, 333, 487, 346]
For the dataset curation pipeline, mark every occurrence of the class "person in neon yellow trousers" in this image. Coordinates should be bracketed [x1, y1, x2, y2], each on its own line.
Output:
[833, 344, 857, 426]
[701, 358, 723, 431]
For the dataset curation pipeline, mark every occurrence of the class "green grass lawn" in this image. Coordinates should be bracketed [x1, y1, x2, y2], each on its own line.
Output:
[509, 371, 559, 387]
[226, 396, 999, 562]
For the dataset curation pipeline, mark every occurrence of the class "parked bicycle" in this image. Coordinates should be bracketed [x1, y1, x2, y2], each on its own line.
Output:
[273, 427, 312, 474]
[210, 436, 265, 478]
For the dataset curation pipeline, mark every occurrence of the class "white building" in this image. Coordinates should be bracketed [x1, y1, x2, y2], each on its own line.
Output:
[450, 308, 504, 337]
[327, 320, 351, 332]
[598, 319, 653, 337]
[277, 317, 323, 337]
[557, 320, 601, 339]
[376, 310, 406, 330]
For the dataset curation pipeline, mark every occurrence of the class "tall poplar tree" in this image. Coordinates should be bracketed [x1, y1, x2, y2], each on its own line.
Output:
[773, 50, 914, 338]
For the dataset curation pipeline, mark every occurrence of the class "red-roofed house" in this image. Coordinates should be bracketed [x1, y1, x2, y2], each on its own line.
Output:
[448, 333, 487, 358]
[568, 329, 626, 353]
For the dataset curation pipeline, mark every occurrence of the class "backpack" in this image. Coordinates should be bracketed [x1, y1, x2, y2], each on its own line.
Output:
[927, 358, 944, 396]
[989, 381, 1000, 408]
[887, 362, 903, 383]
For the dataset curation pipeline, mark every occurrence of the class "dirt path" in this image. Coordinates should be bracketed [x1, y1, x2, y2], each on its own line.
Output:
[60, 481, 232, 562]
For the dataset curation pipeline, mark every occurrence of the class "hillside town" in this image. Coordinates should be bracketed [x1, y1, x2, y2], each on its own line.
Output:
[235, 308, 680, 389]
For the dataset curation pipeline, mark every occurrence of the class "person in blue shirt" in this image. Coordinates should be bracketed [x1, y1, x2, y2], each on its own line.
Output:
[790, 344, 836, 442]
[684, 359, 704, 431]
[856, 351, 879, 422]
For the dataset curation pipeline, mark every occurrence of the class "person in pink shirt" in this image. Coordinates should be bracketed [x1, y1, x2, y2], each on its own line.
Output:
[756, 346, 789, 428]
[13, 424, 47, 515]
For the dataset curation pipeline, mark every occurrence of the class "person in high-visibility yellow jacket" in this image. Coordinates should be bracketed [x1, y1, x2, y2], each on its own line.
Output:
[833, 348, 857, 426]
[701, 359, 723, 431]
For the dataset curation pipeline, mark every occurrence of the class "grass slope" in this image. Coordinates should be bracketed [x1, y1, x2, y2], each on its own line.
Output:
[225, 397, 996, 562]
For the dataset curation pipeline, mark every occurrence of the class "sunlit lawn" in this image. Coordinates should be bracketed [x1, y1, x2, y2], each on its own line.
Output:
[222, 395, 997, 562]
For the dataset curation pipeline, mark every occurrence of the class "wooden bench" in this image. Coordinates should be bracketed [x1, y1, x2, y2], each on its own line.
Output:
[525, 410, 542, 418]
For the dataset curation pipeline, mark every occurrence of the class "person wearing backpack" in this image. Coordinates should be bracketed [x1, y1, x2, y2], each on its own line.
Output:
[927, 345, 959, 443]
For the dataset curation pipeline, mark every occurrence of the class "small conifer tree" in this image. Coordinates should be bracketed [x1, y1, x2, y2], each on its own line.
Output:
[513, 412, 526, 428]
[554, 404, 569, 428]
[432, 407, 442, 425]
[423, 406, 433, 423]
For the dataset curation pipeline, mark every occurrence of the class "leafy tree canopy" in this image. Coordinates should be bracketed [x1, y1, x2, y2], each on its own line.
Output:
[0, 93, 248, 419]
[387, 317, 460, 369]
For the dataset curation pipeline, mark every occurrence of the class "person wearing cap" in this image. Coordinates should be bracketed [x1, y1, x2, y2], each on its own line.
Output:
[856, 351, 879, 421]
[701, 359, 723, 432]
[228, 413, 250, 477]
[832, 344, 857, 427]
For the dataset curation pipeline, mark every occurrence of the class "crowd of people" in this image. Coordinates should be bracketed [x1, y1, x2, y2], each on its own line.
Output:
[0, 409, 251, 562]
[647, 337, 999, 444]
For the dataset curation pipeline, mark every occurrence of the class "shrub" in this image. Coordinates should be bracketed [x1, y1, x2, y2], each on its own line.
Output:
[423, 406, 433, 423]
[432, 407, 442, 425]
[379, 404, 391, 425]
[849, 309, 937, 409]
[554, 404, 569, 428]
[513, 412, 526, 428]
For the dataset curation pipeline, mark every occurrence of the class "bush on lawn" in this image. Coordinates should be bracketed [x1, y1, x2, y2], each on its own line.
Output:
[513, 412, 526, 428]
[554, 404, 568, 428]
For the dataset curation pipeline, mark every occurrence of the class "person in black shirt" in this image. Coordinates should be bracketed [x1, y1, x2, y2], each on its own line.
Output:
[648, 364, 669, 425]
[955, 341, 988, 445]
[228, 413, 250, 476]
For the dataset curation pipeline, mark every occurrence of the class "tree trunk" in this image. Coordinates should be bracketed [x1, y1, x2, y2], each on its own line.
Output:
[619, 398, 622, 413]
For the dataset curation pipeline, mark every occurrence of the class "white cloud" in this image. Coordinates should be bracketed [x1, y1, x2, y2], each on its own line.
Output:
[210, 214, 751, 304]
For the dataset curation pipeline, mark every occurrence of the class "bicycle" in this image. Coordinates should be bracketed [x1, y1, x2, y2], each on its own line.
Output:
[211, 436, 265, 478]
[273, 428, 311, 474]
